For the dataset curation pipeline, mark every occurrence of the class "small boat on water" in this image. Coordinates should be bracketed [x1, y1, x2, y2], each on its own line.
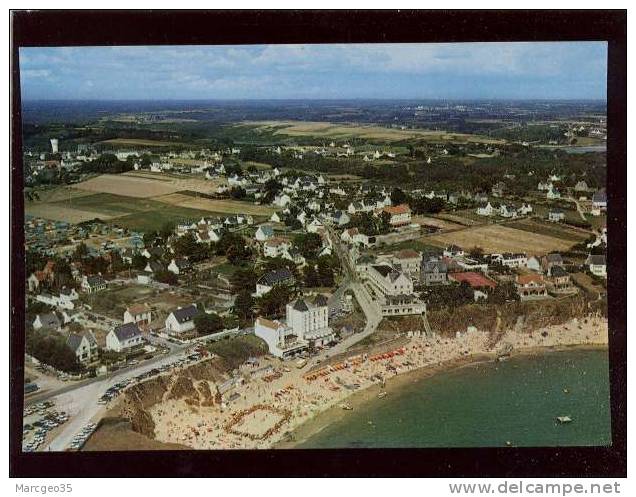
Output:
[340, 403, 353, 411]
[563, 388, 569, 394]
[556, 416, 573, 424]
[378, 392, 387, 399]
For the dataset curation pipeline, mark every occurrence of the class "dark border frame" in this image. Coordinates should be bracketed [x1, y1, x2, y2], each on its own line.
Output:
[10, 9, 626, 478]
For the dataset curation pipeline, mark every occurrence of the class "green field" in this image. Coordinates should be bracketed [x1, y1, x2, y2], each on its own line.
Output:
[112, 204, 224, 232]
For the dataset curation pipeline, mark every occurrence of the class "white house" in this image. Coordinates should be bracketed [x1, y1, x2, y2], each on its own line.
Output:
[165, 304, 199, 335]
[255, 268, 295, 297]
[33, 312, 61, 331]
[81, 275, 106, 293]
[586, 254, 607, 278]
[263, 238, 292, 258]
[491, 253, 528, 268]
[255, 225, 275, 242]
[476, 202, 495, 217]
[106, 323, 144, 352]
[254, 317, 306, 359]
[381, 204, 412, 227]
[168, 258, 192, 275]
[285, 295, 334, 348]
[548, 210, 566, 223]
[67, 331, 98, 364]
[123, 303, 152, 328]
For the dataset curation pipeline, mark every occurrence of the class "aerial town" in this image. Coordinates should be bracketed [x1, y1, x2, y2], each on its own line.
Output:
[20, 97, 609, 451]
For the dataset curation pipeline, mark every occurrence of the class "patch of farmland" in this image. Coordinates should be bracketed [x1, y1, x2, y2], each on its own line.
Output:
[112, 205, 225, 233]
[51, 193, 165, 217]
[426, 224, 580, 256]
[241, 121, 506, 144]
[98, 138, 190, 147]
[25, 186, 95, 203]
[25, 203, 117, 223]
[122, 171, 226, 194]
[154, 193, 275, 216]
[75, 174, 182, 198]
[504, 219, 590, 242]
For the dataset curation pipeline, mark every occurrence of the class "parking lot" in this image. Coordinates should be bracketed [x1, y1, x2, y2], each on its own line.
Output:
[22, 400, 70, 452]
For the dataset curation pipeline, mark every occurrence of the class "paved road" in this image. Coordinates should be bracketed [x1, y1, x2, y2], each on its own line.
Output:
[308, 227, 382, 366]
[26, 342, 189, 407]
[43, 347, 193, 451]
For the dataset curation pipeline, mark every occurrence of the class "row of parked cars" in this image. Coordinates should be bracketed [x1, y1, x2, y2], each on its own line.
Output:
[69, 422, 97, 450]
[22, 404, 70, 452]
[96, 351, 208, 406]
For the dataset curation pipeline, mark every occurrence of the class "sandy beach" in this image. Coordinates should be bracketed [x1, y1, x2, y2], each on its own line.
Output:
[145, 315, 608, 450]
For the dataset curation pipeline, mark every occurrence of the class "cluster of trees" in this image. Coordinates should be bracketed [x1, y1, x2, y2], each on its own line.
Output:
[303, 256, 337, 288]
[82, 153, 134, 174]
[391, 187, 445, 215]
[193, 312, 225, 336]
[26, 329, 80, 373]
[348, 211, 391, 236]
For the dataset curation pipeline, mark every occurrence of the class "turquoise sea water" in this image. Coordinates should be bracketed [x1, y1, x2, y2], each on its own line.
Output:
[299, 349, 611, 448]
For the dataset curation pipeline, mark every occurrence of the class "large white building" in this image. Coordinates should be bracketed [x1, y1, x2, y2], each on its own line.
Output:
[366, 264, 414, 296]
[285, 295, 334, 348]
[255, 294, 334, 359]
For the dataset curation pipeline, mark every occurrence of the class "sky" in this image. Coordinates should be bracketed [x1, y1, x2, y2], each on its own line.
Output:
[19, 42, 607, 100]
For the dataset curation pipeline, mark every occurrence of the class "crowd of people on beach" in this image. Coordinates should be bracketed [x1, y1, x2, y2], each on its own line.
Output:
[145, 315, 608, 450]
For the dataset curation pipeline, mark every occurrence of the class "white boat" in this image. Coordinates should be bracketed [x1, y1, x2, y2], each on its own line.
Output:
[556, 416, 573, 424]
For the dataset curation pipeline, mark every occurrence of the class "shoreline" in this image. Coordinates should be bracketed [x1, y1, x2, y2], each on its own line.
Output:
[274, 342, 609, 448]
[133, 315, 608, 450]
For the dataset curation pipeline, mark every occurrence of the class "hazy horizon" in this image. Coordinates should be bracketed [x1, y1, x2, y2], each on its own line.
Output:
[20, 43, 607, 101]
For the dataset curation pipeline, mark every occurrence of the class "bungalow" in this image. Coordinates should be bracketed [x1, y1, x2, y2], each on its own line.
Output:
[443, 245, 464, 258]
[575, 180, 590, 192]
[273, 193, 292, 208]
[341, 227, 360, 244]
[491, 252, 528, 268]
[67, 331, 99, 364]
[586, 254, 607, 278]
[306, 219, 325, 234]
[263, 237, 292, 258]
[592, 189, 607, 211]
[165, 304, 200, 335]
[421, 258, 448, 286]
[449, 271, 496, 301]
[499, 204, 518, 219]
[123, 303, 152, 328]
[81, 275, 106, 293]
[515, 274, 548, 301]
[392, 249, 422, 278]
[106, 323, 144, 352]
[547, 186, 561, 200]
[33, 312, 62, 331]
[255, 268, 295, 297]
[542, 253, 564, 274]
[255, 225, 275, 242]
[270, 212, 282, 223]
[168, 258, 193, 275]
[381, 204, 412, 227]
[323, 210, 350, 226]
[548, 209, 566, 223]
[548, 266, 575, 294]
[476, 202, 495, 217]
[144, 260, 166, 274]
